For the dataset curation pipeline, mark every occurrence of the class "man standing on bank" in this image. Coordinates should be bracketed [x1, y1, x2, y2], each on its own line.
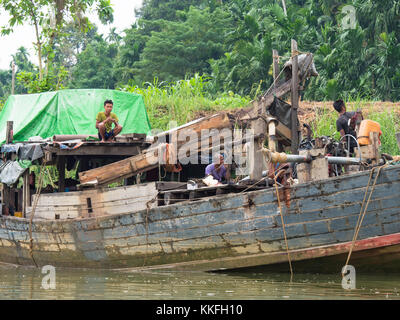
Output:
[96, 99, 123, 142]
[333, 99, 363, 153]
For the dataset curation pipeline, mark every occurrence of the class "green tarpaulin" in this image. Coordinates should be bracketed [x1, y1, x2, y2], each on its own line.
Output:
[0, 89, 151, 143]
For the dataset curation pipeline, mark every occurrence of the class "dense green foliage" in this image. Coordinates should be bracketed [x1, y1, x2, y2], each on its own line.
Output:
[1, 0, 400, 103]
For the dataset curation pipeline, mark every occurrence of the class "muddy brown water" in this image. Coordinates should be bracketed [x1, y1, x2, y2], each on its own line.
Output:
[0, 264, 400, 300]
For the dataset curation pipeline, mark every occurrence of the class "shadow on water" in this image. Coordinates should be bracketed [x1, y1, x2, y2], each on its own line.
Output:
[0, 263, 400, 300]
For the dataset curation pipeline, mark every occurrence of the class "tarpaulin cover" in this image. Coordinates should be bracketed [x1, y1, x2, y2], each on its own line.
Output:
[0, 89, 151, 143]
[267, 96, 299, 129]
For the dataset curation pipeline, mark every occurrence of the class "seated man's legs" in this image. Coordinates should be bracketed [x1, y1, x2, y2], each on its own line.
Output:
[98, 123, 107, 142]
[112, 124, 123, 139]
[98, 124, 123, 142]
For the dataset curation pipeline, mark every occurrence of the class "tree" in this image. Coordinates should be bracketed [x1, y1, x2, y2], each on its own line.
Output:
[0, 0, 114, 80]
[70, 37, 118, 89]
[134, 6, 233, 82]
[12, 46, 35, 73]
[113, 23, 148, 85]
[136, 0, 211, 23]
[52, 22, 99, 71]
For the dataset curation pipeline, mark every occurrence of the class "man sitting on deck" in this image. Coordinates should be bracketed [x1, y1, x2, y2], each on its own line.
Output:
[205, 154, 229, 183]
[96, 99, 123, 142]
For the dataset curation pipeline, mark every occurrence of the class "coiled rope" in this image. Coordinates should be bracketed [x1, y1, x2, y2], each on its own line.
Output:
[342, 164, 387, 275]
[273, 174, 294, 282]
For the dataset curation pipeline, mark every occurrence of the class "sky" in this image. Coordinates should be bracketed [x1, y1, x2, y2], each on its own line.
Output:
[0, 0, 144, 70]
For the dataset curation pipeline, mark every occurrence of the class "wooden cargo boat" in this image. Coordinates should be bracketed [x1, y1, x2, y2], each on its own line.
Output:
[1, 42, 398, 274]
[0, 163, 399, 273]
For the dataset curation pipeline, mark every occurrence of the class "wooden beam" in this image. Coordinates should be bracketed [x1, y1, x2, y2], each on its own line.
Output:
[57, 156, 66, 192]
[6, 121, 13, 144]
[273, 49, 280, 88]
[79, 145, 165, 186]
[3, 121, 13, 215]
[291, 39, 300, 155]
[46, 145, 143, 156]
[156, 112, 232, 146]
[22, 170, 30, 217]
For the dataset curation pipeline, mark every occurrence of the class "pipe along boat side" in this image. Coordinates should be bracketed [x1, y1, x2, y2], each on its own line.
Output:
[0, 163, 399, 273]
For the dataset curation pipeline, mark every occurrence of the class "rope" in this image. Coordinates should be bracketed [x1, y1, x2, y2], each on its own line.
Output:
[342, 164, 387, 275]
[263, 67, 287, 97]
[28, 163, 46, 268]
[239, 176, 269, 193]
[142, 197, 157, 268]
[273, 173, 294, 282]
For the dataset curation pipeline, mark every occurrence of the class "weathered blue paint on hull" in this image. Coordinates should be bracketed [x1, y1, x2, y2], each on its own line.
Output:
[0, 164, 399, 271]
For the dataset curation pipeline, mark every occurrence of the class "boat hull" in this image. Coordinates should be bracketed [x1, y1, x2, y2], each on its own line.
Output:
[0, 164, 400, 272]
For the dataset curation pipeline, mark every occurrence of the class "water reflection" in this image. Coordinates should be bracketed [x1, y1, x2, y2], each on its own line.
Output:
[0, 264, 399, 300]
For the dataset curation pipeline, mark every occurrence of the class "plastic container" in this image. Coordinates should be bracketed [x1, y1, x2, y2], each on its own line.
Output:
[358, 120, 382, 146]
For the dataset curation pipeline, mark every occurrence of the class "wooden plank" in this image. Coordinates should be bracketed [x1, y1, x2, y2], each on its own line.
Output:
[78, 146, 163, 186]
[156, 182, 187, 191]
[46, 145, 144, 156]
[273, 49, 280, 87]
[290, 39, 299, 154]
[156, 112, 232, 144]
[29, 183, 159, 220]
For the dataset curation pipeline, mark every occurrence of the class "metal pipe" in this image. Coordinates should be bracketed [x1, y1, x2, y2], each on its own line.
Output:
[263, 149, 311, 163]
[53, 135, 97, 142]
[264, 149, 362, 165]
[326, 156, 362, 165]
[285, 154, 311, 163]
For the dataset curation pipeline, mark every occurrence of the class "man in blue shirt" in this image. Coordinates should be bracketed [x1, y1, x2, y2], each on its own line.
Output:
[205, 154, 228, 182]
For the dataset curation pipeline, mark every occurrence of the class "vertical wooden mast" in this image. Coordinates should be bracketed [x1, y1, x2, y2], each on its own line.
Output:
[3, 121, 13, 215]
[290, 39, 300, 155]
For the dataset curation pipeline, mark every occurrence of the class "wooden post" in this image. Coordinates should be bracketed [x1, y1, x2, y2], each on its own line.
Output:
[2, 121, 13, 215]
[22, 171, 30, 217]
[290, 39, 300, 155]
[250, 119, 267, 181]
[11, 61, 15, 95]
[273, 49, 280, 89]
[57, 156, 66, 192]
[6, 121, 13, 144]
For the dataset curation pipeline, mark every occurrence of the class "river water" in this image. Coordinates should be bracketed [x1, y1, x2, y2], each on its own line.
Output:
[0, 264, 400, 300]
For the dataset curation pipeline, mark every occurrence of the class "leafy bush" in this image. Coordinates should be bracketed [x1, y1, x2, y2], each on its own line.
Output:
[120, 74, 250, 131]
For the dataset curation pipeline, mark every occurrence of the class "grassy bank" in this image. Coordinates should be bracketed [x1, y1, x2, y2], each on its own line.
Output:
[121, 75, 251, 130]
